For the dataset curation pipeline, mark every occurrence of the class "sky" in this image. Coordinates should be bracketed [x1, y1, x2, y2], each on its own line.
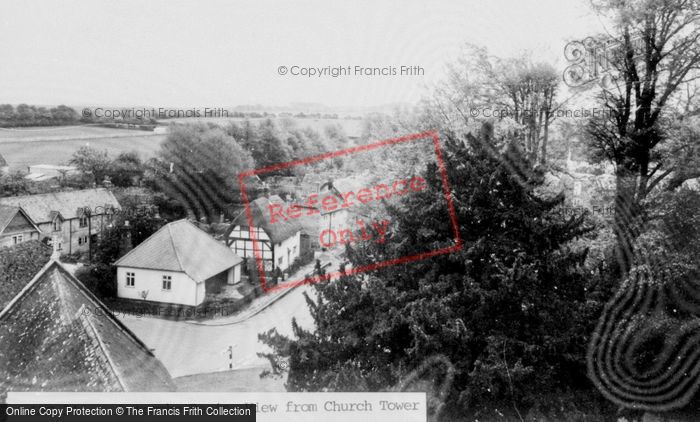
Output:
[0, 0, 604, 109]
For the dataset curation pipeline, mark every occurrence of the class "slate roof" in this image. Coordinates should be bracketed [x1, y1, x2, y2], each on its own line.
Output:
[231, 196, 302, 244]
[114, 219, 242, 282]
[0, 240, 52, 311]
[0, 205, 41, 235]
[0, 188, 120, 224]
[0, 206, 21, 233]
[0, 260, 176, 392]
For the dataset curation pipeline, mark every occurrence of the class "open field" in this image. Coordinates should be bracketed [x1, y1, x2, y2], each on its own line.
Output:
[0, 126, 164, 171]
[0, 125, 155, 141]
[0, 118, 363, 172]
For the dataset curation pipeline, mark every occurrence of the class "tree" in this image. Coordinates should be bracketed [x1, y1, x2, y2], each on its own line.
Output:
[157, 123, 254, 220]
[260, 124, 610, 419]
[49, 105, 79, 124]
[585, 0, 700, 273]
[492, 58, 559, 165]
[0, 104, 15, 124]
[108, 151, 144, 187]
[254, 119, 293, 175]
[0, 104, 78, 127]
[0, 172, 31, 197]
[76, 212, 165, 300]
[226, 118, 336, 177]
[587, 187, 700, 416]
[419, 45, 562, 166]
[74, 264, 116, 299]
[92, 213, 164, 266]
[15, 104, 36, 124]
[69, 146, 112, 185]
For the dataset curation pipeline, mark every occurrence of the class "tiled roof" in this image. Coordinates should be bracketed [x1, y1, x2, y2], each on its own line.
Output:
[0, 205, 20, 234]
[0, 261, 176, 392]
[231, 196, 301, 244]
[0, 188, 120, 224]
[0, 205, 41, 235]
[328, 177, 366, 196]
[0, 240, 52, 311]
[115, 219, 242, 282]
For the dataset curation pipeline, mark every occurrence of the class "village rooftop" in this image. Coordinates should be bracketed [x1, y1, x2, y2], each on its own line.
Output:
[267, 175, 428, 224]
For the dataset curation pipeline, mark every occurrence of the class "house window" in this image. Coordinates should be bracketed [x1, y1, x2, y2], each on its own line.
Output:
[278, 256, 283, 266]
[79, 215, 88, 228]
[293, 246, 297, 254]
[53, 219, 62, 232]
[126, 272, 135, 287]
[162, 275, 172, 290]
[12, 234, 23, 244]
[57, 241, 63, 251]
[78, 237, 82, 245]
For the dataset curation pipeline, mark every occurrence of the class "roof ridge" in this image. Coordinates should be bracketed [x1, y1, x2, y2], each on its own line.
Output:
[0, 259, 56, 318]
[3, 207, 43, 234]
[117, 219, 241, 282]
[182, 219, 235, 254]
[77, 305, 126, 391]
[0, 205, 19, 234]
[0, 260, 157, 360]
[51, 261, 158, 357]
[0, 187, 110, 201]
[168, 221, 185, 272]
[113, 222, 169, 266]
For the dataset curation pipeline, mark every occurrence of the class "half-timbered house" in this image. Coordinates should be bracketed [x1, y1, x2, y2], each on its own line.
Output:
[227, 195, 302, 273]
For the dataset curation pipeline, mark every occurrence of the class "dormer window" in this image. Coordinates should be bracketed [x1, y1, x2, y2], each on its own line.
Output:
[79, 214, 89, 228]
[53, 218, 62, 232]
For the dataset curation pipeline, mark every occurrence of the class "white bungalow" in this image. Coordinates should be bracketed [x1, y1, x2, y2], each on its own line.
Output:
[115, 219, 243, 307]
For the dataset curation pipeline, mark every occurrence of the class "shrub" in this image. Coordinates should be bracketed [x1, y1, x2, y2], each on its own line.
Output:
[74, 263, 116, 300]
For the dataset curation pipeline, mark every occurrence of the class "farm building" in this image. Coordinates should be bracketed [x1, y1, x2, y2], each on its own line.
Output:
[115, 219, 243, 307]
[0, 188, 120, 256]
[0, 205, 41, 248]
[227, 195, 302, 273]
[0, 260, 176, 391]
[25, 164, 79, 182]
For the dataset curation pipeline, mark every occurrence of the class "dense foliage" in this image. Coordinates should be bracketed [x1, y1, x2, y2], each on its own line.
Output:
[75, 213, 165, 300]
[259, 126, 615, 420]
[0, 104, 79, 127]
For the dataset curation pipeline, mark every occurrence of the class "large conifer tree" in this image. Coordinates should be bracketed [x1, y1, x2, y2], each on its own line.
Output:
[260, 125, 609, 419]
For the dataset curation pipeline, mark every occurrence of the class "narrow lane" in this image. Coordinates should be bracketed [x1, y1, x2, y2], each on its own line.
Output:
[119, 283, 315, 378]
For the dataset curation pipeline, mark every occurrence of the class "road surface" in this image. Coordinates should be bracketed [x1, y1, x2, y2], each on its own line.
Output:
[118, 283, 315, 378]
